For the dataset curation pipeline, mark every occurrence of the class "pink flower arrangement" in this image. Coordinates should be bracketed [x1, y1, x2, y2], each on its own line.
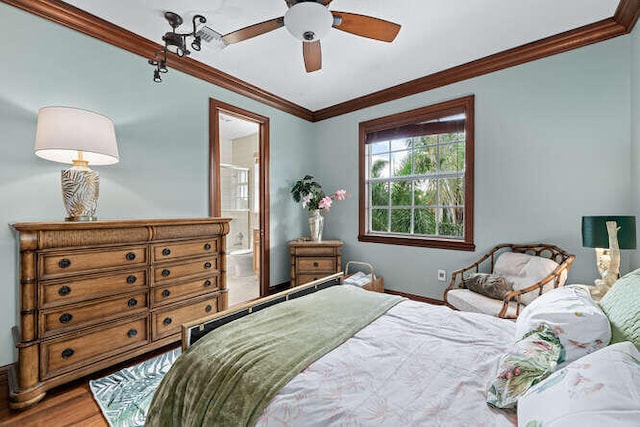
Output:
[291, 175, 348, 212]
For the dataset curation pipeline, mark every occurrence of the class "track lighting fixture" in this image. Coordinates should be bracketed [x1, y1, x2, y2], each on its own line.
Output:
[148, 11, 206, 83]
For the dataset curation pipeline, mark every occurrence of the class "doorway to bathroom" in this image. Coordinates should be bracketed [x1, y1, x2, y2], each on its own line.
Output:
[209, 99, 270, 308]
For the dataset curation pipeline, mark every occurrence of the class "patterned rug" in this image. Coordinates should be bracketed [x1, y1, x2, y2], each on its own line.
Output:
[90, 348, 181, 427]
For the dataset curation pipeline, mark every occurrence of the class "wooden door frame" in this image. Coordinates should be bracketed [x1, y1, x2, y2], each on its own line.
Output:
[209, 98, 270, 298]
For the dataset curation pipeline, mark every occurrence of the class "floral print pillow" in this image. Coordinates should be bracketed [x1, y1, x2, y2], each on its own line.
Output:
[487, 324, 563, 410]
[518, 341, 640, 426]
[515, 286, 610, 365]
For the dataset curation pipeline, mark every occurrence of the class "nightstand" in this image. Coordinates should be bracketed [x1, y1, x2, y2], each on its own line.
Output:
[289, 239, 343, 287]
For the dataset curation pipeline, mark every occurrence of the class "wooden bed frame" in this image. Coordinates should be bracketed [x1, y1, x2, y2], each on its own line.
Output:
[181, 273, 344, 350]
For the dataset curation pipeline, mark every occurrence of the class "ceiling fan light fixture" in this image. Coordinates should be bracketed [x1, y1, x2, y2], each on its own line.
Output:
[284, 2, 333, 42]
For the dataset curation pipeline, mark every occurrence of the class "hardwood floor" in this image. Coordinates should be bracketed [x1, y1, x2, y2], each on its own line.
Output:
[0, 343, 179, 427]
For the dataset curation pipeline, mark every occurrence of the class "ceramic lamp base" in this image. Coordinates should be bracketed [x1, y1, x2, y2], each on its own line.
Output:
[61, 166, 99, 222]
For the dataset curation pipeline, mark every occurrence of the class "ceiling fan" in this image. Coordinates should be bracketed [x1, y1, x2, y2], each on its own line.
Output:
[222, 0, 401, 73]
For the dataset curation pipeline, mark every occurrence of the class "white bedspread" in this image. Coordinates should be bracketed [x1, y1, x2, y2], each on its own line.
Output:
[257, 300, 517, 426]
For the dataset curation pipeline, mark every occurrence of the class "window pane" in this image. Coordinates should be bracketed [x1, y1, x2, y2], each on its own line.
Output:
[413, 145, 438, 175]
[370, 154, 389, 178]
[414, 208, 436, 235]
[413, 179, 436, 206]
[391, 180, 412, 206]
[390, 139, 412, 152]
[439, 177, 464, 206]
[371, 182, 389, 206]
[371, 209, 388, 232]
[390, 209, 411, 233]
[439, 207, 464, 237]
[439, 131, 465, 144]
[440, 142, 465, 172]
[390, 150, 411, 177]
[369, 141, 389, 155]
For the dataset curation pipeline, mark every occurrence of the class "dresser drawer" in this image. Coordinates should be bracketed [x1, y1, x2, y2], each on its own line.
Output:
[292, 247, 337, 257]
[297, 274, 333, 286]
[153, 238, 219, 262]
[40, 246, 147, 279]
[41, 270, 147, 309]
[153, 257, 218, 284]
[152, 296, 218, 340]
[297, 257, 336, 273]
[40, 292, 148, 338]
[152, 276, 219, 307]
[41, 316, 148, 379]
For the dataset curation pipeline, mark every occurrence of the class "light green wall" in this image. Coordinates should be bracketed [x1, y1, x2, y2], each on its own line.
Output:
[0, 3, 312, 366]
[631, 23, 640, 269]
[312, 36, 633, 300]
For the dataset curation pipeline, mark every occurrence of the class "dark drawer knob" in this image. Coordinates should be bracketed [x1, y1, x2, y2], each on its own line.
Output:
[58, 285, 71, 296]
[162, 248, 171, 256]
[58, 258, 71, 269]
[125, 252, 136, 261]
[313, 262, 319, 267]
[204, 262, 212, 269]
[127, 328, 138, 338]
[204, 280, 212, 288]
[204, 243, 212, 250]
[163, 317, 172, 326]
[205, 305, 212, 313]
[61, 348, 74, 359]
[161, 269, 171, 277]
[127, 298, 138, 307]
[59, 313, 73, 324]
[126, 275, 137, 284]
[162, 289, 171, 298]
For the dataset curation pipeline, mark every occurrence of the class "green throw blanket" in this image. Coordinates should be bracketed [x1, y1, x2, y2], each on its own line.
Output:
[145, 285, 403, 427]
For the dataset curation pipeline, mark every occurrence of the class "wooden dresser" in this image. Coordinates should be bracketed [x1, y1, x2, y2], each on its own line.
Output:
[9, 218, 229, 409]
[289, 239, 342, 287]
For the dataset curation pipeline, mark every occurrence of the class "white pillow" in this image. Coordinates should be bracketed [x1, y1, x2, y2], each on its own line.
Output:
[494, 252, 561, 305]
[518, 341, 640, 426]
[515, 286, 611, 365]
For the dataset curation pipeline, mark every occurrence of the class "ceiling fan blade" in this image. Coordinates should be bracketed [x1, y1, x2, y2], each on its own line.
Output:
[303, 40, 322, 73]
[285, 0, 332, 6]
[332, 12, 400, 42]
[223, 17, 284, 44]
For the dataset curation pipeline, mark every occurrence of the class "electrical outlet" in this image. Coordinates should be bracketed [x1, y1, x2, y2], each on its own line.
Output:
[437, 269, 446, 282]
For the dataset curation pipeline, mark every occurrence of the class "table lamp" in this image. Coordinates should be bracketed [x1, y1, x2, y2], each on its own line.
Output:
[34, 107, 119, 221]
[582, 215, 636, 298]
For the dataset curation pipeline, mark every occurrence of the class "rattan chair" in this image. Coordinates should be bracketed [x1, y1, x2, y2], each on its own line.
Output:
[444, 243, 575, 319]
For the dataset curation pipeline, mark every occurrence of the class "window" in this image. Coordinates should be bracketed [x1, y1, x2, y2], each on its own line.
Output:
[358, 96, 475, 251]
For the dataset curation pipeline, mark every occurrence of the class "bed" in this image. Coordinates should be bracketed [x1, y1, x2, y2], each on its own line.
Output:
[145, 272, 640, 426]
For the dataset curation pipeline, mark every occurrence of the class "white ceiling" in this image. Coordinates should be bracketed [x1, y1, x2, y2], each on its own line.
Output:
[63, 0, 619, 111]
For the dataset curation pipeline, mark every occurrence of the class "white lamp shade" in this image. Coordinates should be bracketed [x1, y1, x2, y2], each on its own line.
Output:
[284, 2, 333, 41]
[34, 106, 119, 165]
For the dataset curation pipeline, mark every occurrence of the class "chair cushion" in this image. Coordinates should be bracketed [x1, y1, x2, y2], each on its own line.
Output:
[463, 273, 512, 300]
[447, 288, 524, 318]
[599, 268, 640, 350]
[515, 286, 610, 366]
[494, 252, 561, 305]
[518, 341, 640, 426]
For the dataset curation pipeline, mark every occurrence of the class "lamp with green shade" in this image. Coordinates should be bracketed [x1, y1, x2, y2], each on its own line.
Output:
[582, 215, 636, 299]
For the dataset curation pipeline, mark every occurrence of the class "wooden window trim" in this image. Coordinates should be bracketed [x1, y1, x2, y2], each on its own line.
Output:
[358, 95, 475, 251]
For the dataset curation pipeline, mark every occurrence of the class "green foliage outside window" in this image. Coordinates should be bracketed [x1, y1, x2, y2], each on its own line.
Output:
[369, 133, 465, 237]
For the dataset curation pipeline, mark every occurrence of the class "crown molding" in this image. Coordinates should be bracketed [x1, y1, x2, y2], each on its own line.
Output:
[3, 1, 638, 123]
[615, 0, 640, 32]
[0, 0, 314, 121]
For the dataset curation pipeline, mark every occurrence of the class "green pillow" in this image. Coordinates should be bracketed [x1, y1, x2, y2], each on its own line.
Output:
[599, 268, 640, 350]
